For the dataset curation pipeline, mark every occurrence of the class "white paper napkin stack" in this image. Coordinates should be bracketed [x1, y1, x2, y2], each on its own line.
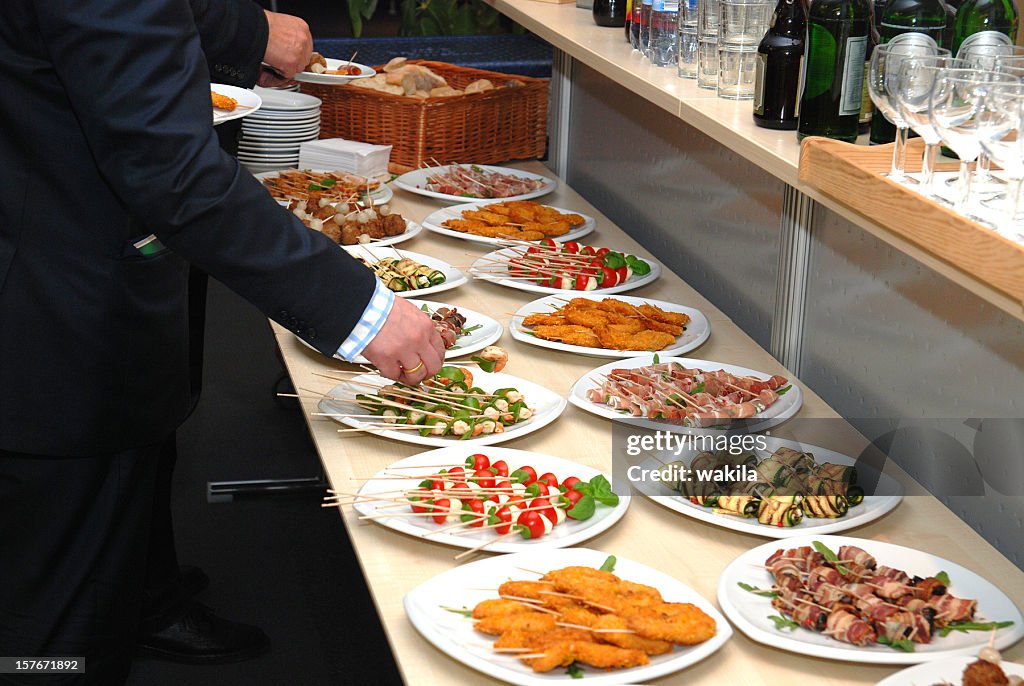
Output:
[298, 138, 392, 179]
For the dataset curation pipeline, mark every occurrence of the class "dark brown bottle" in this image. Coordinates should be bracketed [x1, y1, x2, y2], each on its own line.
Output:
[753, 0, 806, 129]
[594, 0, 629, 26]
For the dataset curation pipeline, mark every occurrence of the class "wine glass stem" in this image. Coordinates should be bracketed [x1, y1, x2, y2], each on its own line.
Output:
[956, 160, 973, 212]
[1009, 177, 1024, 224]
[921, 143, 939, 189]
[977, 153, 992, 183]
[890, 126, 909, 180]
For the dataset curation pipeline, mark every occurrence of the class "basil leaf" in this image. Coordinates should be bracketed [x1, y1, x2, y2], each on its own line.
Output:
[599, 555, 617, 572]
[812, 540, 848, 575]
[319, 178, 337, 187]
[440, 605, 473, 617]
[688, 381, 706, 395]
[877, 636, 915, 652]
[777, 385, 793, 396]
[567, 494, 596, 521]
[767, 614, 799, 631]
[471, 355, 496, 373]
[938, 620, 1014, 637]
[510, 469, 531, 484]
[935, 571, 951, 586]
[566, 662, 584, 679]
[653, 353, 660, 364]
[738, 582, 778, 598]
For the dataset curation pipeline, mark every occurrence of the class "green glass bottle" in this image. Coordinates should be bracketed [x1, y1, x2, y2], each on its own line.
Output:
[797, 0, 873, 141]
[868, 0, 948, 143]
[952, 0, 1018, 52]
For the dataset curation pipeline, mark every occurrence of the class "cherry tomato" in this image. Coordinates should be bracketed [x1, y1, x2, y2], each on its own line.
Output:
[580, 245, 596, 257]
[461, 499, 486, 528]
[493, 506, 513, 535]
[447, 466, 466, 480]
[430, 498, 451, 524]
[540, 237, 558, 249]
[516, 510, 546, 539]
[494, 479, 514, 493]
[574, 273, 589, 291]
[562, 489, 584, 509]
[517, 465, 538, 485]
[599, 266, 616, 288]
[448, 481, 471, 497]
[506, 495, 526, 510]
[491, 460, 509, 478]
[538, 472, 559, 488]
[563, 241, 580, 254]
[473, 467, 496, 491]
[615, 266, 629, 285]
[409, 490, 431, 513]
[562, 476, 582, 491]
[595, 247, 611, 257]
[526, 481, 548, 499]
[526, 245, 542, 256]
[536, 504, 559, 526]
[466, 453, 490, 471]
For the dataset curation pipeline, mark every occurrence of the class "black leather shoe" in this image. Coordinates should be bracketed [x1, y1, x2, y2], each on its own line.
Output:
[137, 601, 270, 664]
[179, 565, 210, 598]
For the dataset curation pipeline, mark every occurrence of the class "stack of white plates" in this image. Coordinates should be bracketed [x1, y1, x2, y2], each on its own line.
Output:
[239, 86, 321, 174]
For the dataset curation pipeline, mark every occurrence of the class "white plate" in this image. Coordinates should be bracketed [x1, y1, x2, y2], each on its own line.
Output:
[252, 170, 394, 207]
[293, 59, 376, 85]
[319, 370, 566, 447]
[421, 202, 595, 246]
[353, 446, 629, 552]
[243, 122, 320, 133]
[510, 293, 711, 358]
[568, 355, 803, 430]
[394, 165, 557, 204]
[238, 141, 305, 151]
[404, 548, 732, 685]
[341, 245, 467, 298]
[238, 153, 299, 162]
[471, 248, 662, 296]
[252, 86, 321, 110]
[876, 655, 1024, 684]
[636, 435, 903, 538]
[718, 534, 1024, 665]
[240, 132, 320, 143]
[211, 84, 261, 125]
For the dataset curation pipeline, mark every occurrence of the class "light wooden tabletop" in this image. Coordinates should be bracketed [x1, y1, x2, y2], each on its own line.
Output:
[270, 162, 1024, 685]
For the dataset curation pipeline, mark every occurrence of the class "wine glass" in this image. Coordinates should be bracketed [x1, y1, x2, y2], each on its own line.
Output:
[928, 69, 1018, 212]
[894, 55, 959, 199]
[869, 41, 948, 184]
[977, 83, 1024, 233]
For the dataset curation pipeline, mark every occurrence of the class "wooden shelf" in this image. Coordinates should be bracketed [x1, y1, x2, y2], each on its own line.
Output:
[799, 137, 1024, 315]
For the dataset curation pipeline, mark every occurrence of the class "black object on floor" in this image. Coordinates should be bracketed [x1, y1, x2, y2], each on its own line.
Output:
[128, 280, 402, 686]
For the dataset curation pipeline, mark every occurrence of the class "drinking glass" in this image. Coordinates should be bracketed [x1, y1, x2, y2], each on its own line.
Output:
[869, 43, 948, 183]
[929, 69, 1019, 211]
[894, 55, 958, 197]
[977, 83, 1024, 232]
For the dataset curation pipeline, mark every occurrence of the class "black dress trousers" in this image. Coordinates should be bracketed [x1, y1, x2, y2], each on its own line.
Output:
[0, 443, 163, 685]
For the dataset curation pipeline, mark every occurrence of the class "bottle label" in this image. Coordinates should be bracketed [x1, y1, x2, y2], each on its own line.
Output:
[839, 35, 868, 116]
[858, 59, 873, 125]
[753, 52, 767, 115]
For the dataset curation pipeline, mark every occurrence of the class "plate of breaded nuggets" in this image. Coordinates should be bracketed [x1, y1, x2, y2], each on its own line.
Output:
[422, 201, 596, 246]
[404, 548, 731, 685]
[511, 294, 711, 358]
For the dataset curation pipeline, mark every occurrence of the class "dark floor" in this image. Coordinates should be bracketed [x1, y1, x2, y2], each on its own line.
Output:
[127, 280, 403, 686]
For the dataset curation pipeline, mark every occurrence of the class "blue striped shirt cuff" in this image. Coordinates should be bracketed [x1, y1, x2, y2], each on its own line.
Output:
[336, 280, 395, 361]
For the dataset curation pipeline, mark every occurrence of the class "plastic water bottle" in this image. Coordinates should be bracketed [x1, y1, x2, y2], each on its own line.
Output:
[649, 0, 680, 65]
[639, 0, 654, 56]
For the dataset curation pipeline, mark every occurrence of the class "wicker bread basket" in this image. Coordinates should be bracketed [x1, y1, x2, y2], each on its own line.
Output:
[299, 60, 548, 174]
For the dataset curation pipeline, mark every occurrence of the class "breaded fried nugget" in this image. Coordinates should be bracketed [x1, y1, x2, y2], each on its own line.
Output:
[565, 310, 614, 328]
[571, 642, 649, 669]
[522, 313, 569, 327]
[474, 612, 557, 635]
[498, 580, 552, 601]
[637, 304, 690, 327]
[532, 221, 571, 237]
[597, 328, 677, 351]
[592, 614, 673, 655]
[442, 219, 490, 232]
[624, 603, 717, 645]
[532, 325, 601, 348]
[462, 210, 509, 225]
[472, 598, 540, 619]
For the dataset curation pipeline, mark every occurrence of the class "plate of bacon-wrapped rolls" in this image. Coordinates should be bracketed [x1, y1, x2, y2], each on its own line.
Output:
[718, 535, 1024, 664]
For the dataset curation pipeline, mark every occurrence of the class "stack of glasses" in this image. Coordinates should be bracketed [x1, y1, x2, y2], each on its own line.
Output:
[716, 0, 773, 98]
[696, 0, 719, 89]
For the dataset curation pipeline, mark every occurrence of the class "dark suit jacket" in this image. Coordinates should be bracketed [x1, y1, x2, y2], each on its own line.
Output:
[0, 0, 375, 456]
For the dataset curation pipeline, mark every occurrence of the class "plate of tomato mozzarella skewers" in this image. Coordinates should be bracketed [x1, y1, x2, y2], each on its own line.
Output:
[325, 446, 630, 555]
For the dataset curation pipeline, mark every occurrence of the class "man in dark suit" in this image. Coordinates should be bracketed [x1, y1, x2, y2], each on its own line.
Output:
[0, 1, 443, 684]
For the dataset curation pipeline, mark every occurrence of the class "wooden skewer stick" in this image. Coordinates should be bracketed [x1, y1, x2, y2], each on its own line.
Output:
[556, 622, 637, 635]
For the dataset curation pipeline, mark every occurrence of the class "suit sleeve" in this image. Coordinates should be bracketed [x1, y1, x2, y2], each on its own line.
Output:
[190, 0, 268, 87]
[33, 0, 375, 356]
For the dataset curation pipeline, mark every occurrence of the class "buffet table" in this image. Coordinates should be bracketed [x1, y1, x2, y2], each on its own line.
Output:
[270, 162, 1024, 684]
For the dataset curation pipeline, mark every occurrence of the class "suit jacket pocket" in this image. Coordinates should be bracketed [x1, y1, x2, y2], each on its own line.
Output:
[111, 247, 192, 446]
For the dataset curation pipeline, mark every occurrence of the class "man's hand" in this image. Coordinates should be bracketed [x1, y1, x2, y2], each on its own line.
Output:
[360, 297, 446, 385]
[259, 10, 312, 87]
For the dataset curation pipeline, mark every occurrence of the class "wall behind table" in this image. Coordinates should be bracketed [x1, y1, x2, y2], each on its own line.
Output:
[564, 61, 782, 350]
